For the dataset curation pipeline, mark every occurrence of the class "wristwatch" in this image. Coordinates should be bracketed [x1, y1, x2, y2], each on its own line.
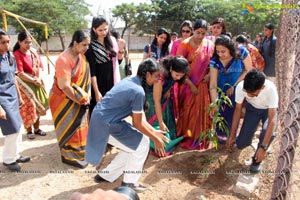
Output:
[260, 144, 268, 151]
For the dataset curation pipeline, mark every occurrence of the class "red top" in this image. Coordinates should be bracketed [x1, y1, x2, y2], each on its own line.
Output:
[14, 49, 43, 76]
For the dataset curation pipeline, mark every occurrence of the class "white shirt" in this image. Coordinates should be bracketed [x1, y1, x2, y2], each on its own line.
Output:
[235, 80, 278, 109]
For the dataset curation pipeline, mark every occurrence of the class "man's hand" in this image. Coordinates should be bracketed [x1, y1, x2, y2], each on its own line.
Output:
[254, 148, 267, 163]
[226, 136, 235, 152]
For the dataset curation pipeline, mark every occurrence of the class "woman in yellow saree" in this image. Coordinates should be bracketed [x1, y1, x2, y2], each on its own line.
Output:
[49, 30, 91, 168]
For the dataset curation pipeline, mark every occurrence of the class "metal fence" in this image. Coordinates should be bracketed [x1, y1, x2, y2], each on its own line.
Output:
[271, 0, 300, 199]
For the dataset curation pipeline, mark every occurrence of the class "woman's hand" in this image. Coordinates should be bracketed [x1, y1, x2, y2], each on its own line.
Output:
[209, 106, 218, 119]
[226, 86, 234, 97]
[164, 89, 171, 99]
[159, 121, 169, 132]
[0, 106, 7, 120]
[202, 74, 210, 83]
[191, 85, 198, 95]
[19, 97, 25, 107]
[95, 91, 103, 102]
[33, 77, 43, 86]
[153, 130, 169, 157]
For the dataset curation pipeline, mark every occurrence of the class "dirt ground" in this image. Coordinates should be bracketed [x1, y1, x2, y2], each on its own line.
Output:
[0, 112, 280, 200]
[0, 54, 281, 200]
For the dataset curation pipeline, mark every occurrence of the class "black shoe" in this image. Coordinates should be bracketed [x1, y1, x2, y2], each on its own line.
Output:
[16, 156, 31, 163]
[3, 162, 21, 171]
[249, 161, 262, 174]
[121, 181, 148, 192]
[94, 174, 109, 183]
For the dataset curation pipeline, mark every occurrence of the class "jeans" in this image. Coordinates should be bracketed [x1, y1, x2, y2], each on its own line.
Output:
[236, 103, 277, 150]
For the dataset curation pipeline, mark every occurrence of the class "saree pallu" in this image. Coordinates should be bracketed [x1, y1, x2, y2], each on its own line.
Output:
[176, 37, 213, 150]
[16, 76, 49, 128]
[49, 57, 91, 168]
[145, 92, 177, 156]
[145, 78, 177, 155]
[145, 93, 176, 139]
[176, 82, 211, 150]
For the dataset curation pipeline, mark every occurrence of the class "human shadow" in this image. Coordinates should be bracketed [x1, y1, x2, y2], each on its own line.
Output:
[0, 140, 86, 189]
[48, 183, 128, 200]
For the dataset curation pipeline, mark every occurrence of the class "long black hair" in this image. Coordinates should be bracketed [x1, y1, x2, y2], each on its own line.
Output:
[261, 23, 275, 57]
[151, 28, 171, 57]
[160, 56, 189, 84]
[90, 16, 116, 57]
[13, 31, 30, 52]
[137, 58, 160, 111]
[69, 30, 89, 48]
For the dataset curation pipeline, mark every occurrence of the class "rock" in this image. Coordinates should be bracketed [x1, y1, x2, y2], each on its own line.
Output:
[233, 174, 259, 197]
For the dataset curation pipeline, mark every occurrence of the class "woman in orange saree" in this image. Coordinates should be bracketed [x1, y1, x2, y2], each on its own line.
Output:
[49, 30, 91, 168]
[176, 19, 213, 150]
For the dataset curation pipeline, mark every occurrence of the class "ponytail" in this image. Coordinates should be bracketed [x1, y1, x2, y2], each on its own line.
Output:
[137, 58, 160, 111]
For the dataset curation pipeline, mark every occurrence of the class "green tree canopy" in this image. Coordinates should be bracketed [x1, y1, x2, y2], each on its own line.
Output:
[112, 0, 281, 39]
[111, 3, 156, 37]
[1, 0, 90, 50]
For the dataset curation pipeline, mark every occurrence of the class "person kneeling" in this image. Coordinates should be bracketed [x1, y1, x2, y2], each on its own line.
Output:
[226, 69, 278, 173]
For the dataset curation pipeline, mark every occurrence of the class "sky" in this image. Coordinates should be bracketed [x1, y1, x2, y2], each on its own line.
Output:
[85, 0, 149, 27]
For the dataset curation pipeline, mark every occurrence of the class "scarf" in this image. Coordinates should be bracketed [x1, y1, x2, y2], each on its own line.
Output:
[90, 39, 110, 64]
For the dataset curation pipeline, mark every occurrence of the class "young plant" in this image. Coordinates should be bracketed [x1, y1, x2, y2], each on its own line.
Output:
[198, 86, 233, 149]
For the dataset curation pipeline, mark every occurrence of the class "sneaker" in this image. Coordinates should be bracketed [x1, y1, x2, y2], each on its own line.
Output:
[121, 181, 148, 192]
[249, 161, 262, 174]
[3, 162, 21, 171]
[94, 174, 109, 183]
[16, 156, 31, 163]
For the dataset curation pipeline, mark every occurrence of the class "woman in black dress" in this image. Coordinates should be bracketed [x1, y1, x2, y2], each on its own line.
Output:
[85, 16, 120, 117]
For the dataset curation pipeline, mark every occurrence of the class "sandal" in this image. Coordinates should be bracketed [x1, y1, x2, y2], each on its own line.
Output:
[27, 132, 35, 139]
[34, 129, 46, 136]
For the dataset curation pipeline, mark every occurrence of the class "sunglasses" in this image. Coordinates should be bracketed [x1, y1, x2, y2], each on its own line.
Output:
[181, 30, 191, 34]
[24, 41, 32, 45]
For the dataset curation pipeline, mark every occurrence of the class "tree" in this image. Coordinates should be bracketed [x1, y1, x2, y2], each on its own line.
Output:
[132, 0, 280, 38]
[1, 0, 90, 50]
[150, 0, 203, 32]
[111, 3, 156, 37]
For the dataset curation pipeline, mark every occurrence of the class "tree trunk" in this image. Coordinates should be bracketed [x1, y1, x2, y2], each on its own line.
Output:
[58, 30, 66, 51]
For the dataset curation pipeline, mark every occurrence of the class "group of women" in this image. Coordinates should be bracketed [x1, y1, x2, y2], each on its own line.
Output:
[141, 18, 276, 154]
[1, 15, 276, 190]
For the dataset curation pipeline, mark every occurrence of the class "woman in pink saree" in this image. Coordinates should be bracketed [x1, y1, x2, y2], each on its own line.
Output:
[176, 19, 213, 150]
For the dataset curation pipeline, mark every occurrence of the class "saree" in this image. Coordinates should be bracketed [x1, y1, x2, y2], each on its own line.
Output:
[49, 53, 91, 168]
[14, 49, 49, 128]
[210, 46, 249, 144]
[176, 37, 213, 150]
[17, 77, 48, 128]
[145, 75, 177, 155]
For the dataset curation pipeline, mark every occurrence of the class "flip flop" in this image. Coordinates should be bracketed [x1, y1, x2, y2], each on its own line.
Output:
[27, 132, 35, 139]
[34, 129, 46, 136]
